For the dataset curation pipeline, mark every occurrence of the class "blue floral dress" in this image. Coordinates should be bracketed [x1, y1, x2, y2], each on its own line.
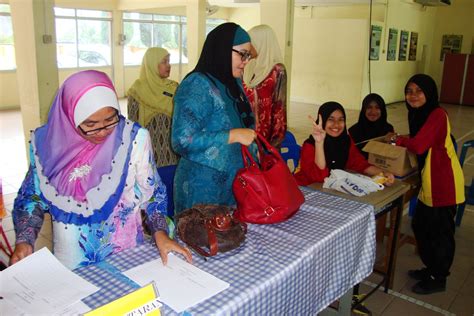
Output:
[13, 124, 173, 269]
[172, 73, 254, 214]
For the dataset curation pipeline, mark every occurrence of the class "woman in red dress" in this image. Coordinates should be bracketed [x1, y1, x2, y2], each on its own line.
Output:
[294, 101, 395, 186]
[243, 24, 287, 148]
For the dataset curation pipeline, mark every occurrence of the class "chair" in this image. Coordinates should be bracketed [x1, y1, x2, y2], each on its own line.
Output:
[456, 140, 474, 226]
[157, 164, 177, 217]
[279, 131, 301, 173]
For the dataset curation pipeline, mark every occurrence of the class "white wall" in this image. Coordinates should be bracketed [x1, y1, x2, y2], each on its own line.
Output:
[291, 17, 368, 109]
[290, 2, 440, 109]
[0, 71, 18, 109]
[429, 0, 474, 85]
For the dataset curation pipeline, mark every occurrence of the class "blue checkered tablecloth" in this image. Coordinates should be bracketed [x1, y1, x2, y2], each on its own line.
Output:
[74, 187, 375, 315]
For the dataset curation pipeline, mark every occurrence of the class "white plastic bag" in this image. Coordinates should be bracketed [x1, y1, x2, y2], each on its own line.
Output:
[323, 169, 384, 197]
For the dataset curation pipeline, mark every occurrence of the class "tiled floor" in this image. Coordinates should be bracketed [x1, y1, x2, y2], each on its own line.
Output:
[1, 99, 473, 315]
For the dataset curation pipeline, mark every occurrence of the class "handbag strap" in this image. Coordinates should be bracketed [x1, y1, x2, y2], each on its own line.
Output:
[182, 221, 218, 257]
[240, 133, 281, 168]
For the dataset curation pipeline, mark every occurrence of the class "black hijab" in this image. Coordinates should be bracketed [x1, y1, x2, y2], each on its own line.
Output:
[405, 74, 440, 171]
[304, 102, 351, 170]
[189, 22, 254, 128]
[349, 93, 394, 148]
[405, 74, 439, 137]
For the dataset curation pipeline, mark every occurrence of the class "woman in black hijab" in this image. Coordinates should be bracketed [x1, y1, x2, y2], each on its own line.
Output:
[349, 93, 394, 158]
[294, 101, 394, 186]
[172, 23, 256, 214]
[393, 74, 464, 295]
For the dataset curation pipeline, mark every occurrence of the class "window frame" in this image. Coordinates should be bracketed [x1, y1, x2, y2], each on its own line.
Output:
[122, 13, 187, 67]
[0, 4, 16, 72]
[54, 7, 113, 69]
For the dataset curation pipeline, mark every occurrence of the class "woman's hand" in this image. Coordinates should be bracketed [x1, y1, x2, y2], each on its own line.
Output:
[228, 128, 256, 146]
[383, 172, 395, 186]
[9, 243, 33, 265]
[309, 115, 326, 144]
[384, 132, 398, 143]
[154, 231, 192, 265]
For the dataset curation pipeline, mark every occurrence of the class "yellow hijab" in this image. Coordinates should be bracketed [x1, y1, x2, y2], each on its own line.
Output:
[243, 25, 283, 88]
[127, 47, 178, 126]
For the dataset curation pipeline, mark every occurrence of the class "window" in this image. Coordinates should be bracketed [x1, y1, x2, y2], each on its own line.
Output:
[122, 13, 226, 66]
[55, 8, 112, 68]
[0, 4, 16, 70]
[123, 13, 187, 66]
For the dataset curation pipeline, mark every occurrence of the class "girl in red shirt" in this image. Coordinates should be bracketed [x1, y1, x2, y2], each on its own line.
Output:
[393, 74, 464, 295]
[294, 101, 394, 186]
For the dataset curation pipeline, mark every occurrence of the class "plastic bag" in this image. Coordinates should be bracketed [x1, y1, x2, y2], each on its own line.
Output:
[323, 169, 384, 197]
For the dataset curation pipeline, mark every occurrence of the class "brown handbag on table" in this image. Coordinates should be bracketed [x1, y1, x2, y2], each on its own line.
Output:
[232, 133, 305, 224]
[176, 204, 247, 257]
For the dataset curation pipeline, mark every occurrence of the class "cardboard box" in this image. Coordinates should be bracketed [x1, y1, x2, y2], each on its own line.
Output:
[362, 137, 418, 177]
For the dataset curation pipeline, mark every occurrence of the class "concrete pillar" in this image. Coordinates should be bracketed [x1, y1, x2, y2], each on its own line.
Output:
[10, 0, 59, 156]
[186, 0, 206, 71]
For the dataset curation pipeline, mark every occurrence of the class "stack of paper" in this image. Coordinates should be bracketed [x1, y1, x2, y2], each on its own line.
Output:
[0, 247, 98, 315]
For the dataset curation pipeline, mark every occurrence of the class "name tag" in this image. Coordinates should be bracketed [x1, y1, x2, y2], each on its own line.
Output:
[163, 91, 173, 97]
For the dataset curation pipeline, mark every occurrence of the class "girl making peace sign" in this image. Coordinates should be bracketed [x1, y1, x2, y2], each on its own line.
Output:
[294, 101, 395, 186]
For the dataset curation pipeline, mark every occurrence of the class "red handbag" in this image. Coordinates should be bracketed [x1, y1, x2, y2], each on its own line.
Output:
[232, 133, 305, 224]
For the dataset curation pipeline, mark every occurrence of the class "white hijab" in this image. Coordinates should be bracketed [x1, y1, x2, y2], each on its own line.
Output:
[243, 24, 284, 88]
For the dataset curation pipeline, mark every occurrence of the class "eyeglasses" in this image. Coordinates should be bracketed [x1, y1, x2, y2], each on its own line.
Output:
[232, 49, 252, 62]
[78, 114, 120, 136]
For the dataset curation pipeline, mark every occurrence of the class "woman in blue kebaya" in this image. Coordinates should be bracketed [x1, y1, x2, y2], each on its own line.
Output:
[10, 70, 191, 269]
[172, 23, 256, 214]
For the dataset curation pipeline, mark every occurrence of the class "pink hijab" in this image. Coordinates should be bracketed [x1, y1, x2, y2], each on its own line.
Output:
[34, 70, 124, 202]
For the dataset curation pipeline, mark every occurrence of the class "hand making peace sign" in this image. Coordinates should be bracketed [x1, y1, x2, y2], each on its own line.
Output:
[308, 114, 326, 144]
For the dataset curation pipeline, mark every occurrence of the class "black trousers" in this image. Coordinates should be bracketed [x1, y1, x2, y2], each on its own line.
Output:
[412, 200, 456, 279]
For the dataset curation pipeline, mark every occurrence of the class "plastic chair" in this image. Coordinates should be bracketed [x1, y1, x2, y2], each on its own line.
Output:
[279, 131, 301, 173]
[456, 140, 474, 226]
[157, 164, 177, 217]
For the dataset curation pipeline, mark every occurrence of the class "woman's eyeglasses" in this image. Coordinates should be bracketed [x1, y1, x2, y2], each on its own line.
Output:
[232, 49, 252, 62]
[78, 114, 120, 136]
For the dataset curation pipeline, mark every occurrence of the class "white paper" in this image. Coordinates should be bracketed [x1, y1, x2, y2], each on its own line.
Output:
[0, 247, 99, 315]
[56, 301, 91, 315]
[123, 254, 229, 313]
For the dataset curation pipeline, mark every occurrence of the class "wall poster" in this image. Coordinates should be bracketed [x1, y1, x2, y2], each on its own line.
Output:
[370, 25, 382, 60]
[399, 30, 409, 61]
[387, 28, 398, 61]
[409, 32, 418, 61]
[440, 34, 463, 61]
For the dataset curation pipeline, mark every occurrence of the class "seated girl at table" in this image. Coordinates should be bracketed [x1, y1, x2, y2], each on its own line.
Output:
[294, 101, 395, 186]
[348, 93, 394, 159]
[10, 70, 192, 269]
[392, 74, 464, 295]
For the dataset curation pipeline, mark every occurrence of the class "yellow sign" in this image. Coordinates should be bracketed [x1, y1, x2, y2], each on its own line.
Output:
[84, 282, 162, 316]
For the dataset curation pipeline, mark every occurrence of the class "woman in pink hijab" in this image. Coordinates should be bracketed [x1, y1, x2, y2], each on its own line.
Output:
[10, 70, 191, 269]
